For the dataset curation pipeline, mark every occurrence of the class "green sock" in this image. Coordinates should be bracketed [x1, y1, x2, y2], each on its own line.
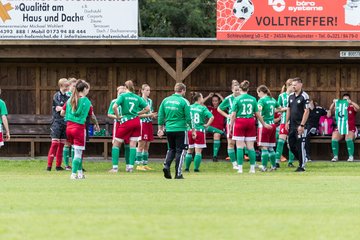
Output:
[213, 140, 221, 157]
[244, 148, 248, 155]
[143, 152, 149, 165]
[112, 146, 120, 168]
[269, 148, 276, 167]
[346, 139, 354, 157]
[228, 148, 236, 163]
[289, 150, 294, 163]
[78, 158, 83, 171]
[124, 144, 130, 165]
[136, 151, 143, 165]
[261, 149, 269, 168]
[71, 147, 74, 161]
[129, 147, 136, 166]
[63, 146, 70, 167]
[331, 140, 339, 157]
[185, 153, 193, 169]
[207, 126, 224, 134]
[72, 158, 81, 174]
[248, 149, 256, 165]
[194, 153, 202, 170]
[236, 148, 244, 166]
[275, 138, 285, 163]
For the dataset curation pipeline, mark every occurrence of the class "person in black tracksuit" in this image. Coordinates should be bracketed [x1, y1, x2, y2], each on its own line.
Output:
[305, 100, 328, 161]
[285, 77, 310, 172]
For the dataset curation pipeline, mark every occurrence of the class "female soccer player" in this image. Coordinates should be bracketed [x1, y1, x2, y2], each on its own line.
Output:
[218, 80, 240, 169]
[230, 80, 270, 173]
[47, 78, 70, 171]
[275, 79, 296, 167]
[136, 84, 157, 171]
[203, 92, 225, 162]
[185, 92, 214, 172]
[110, 80, 150, 173]
[108, 85, 131, 172]
[0, 88, 10, 148]
[60, 79, 93, 179]
[63, 77, 77, 170]
[256, 85, 281, 172]
[329, 93, 359, 162]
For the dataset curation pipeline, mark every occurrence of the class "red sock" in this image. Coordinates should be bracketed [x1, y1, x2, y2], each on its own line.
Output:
[56, 142, 65, 167]
[47, 141, 59, 168]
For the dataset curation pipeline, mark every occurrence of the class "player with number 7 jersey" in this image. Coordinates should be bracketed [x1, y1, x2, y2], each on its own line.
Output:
[112, 80, 150, 172]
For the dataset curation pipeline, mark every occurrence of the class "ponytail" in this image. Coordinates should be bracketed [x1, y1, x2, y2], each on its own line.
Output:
[257, 85, 272, 97]
[125, 80, 135, 93]
[70, 79, 88, 112]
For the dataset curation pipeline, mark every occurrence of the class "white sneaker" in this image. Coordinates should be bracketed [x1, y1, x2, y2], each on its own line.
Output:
[249, 169, 255, 174]
[109, 168, 118, 173]
[135, 161, 141, 165]
[347, 156, 354, 162]
[270, 167, 277, 171]
[127, 167, 134, 173]
[70, 173, 78, 180]
[232, 164, 239, 170]
[78, 174, 86, 179]
[259, 165, 267, 172]
[237, 166, 243, 174]
[331, 156, 338, 162]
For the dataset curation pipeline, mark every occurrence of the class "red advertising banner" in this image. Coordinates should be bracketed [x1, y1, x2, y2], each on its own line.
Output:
[217, 0, 360, 40]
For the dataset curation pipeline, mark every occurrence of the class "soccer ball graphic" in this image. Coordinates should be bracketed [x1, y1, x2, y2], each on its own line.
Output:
[233, 0, 255, 20]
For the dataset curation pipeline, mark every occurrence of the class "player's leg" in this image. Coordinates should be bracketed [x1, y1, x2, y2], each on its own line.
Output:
[345, 129, 355, 161]
[331, 130, 342, 162]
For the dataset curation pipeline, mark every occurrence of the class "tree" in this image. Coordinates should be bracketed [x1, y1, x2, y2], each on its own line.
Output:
[139, 0, 216, 38]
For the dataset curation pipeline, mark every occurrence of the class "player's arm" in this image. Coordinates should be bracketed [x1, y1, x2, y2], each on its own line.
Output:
[53, 93, 63, 112]
[255, 111, 271, 129]
[349, 99, 360, 112]
[285, 107, 291, 130]
[203, 92, 214, 104]
[90, 111, 100, 132]
[2, 115, 10, 141]
[215, 93, 224, 101]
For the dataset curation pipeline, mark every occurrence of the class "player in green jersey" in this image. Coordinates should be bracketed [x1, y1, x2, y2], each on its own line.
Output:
[275, 79, 296, 167]
[217, 80, 241, 170]
[108, 86, 131, 172]
[185, 92, 214, 172]
[158, 83, 194, 179]
[230, 80, 271, 174]
[0, 88, 10, 148]
[329, 94, 359, 162]
[111, 80, 150, 173]
[137, 84, 158, 171]
[256, 85, 281, 172]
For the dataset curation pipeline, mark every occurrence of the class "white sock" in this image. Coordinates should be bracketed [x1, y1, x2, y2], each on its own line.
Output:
[250, 165, 255, 171]
[238, 165, 243, 172]
[78, 170, 83, 175]
[232, 161, 238, 167]
[113, 165, 118, 169]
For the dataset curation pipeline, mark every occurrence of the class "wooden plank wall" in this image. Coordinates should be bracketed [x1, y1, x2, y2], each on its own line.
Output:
[1, 62, 359, 118]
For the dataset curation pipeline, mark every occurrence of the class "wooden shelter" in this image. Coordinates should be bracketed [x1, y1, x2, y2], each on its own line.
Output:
[0, 39, 360, 159]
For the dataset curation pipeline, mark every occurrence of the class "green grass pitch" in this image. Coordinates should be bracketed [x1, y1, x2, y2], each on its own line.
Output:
[1, 160, 360, 240]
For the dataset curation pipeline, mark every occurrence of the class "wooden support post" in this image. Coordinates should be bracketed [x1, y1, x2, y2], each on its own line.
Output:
[104, 141, 108, 160]
[145, 49, 176, 80]
[30, 141, 35, 158]
[176, 49, 183, 83]
[35, 67, 41, 114]
[181, 49, 213, 81]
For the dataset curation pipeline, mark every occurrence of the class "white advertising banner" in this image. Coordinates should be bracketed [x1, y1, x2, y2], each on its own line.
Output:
[0, 0, 138, 39]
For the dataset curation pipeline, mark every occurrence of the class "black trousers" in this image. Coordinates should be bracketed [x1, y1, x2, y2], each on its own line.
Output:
[305, 127, 317, 160]
[164, 131, 188, 177]
[288, 128, 307, 168]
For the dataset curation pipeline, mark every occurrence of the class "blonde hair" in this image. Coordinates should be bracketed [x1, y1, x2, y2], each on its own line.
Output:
[125, 80, 135, 93]
[281, 78, 293, 93]
[58, 78, 68, 88]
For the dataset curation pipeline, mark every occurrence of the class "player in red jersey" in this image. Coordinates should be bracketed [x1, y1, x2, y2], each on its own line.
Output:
[204, 92, 225, 162]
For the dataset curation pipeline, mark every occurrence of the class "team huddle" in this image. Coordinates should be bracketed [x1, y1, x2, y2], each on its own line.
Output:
[0, 77, 358, 179]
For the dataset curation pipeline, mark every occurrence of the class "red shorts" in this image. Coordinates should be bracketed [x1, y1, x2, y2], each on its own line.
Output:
[115, 117, 141, 142]
[140, 122, 154, 142]
[257, 124, 277, 147]
[0, 125, 3, 147]
[226, 124, 233, 139]
[66, 122, 86, 150]
[279, 123, 288, 135]
[188, 130, 206, 148]
[112, 121, 130, 144]
[232, 118, 256, 141]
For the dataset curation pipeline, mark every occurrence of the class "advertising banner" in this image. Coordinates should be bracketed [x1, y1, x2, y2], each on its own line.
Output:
[217, 0, 360, 40]
[0, 0, 138, 40]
